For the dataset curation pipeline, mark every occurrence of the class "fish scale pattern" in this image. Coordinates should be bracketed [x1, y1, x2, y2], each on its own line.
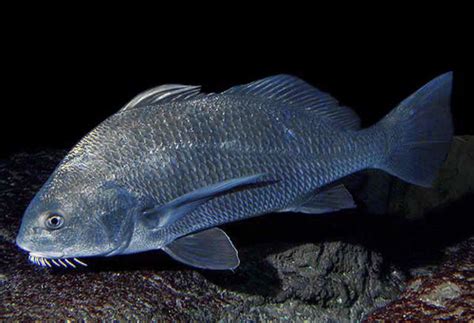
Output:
[38, 92, 384, 250]
[75, 94, 384, 244]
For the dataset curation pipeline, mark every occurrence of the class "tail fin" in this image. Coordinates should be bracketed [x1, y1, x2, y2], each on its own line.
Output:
[374, 72, 454, 187]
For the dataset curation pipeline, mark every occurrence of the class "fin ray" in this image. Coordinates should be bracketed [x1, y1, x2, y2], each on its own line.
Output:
[120, 84, 204, 112]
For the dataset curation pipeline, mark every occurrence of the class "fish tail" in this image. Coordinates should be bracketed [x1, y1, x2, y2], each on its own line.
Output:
[373, 72, 454, 187]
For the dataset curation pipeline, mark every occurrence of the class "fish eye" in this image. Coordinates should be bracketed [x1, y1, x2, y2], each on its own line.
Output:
[45, 213, 65, 230]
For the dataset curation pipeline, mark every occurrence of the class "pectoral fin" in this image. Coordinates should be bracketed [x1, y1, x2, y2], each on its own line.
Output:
[282, 184, 356, 214]
[142, 173, 269, 229]
[163, 228, 240, 270]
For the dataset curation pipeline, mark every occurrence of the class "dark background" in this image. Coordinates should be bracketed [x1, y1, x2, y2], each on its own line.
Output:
[1, 17, 470, 158]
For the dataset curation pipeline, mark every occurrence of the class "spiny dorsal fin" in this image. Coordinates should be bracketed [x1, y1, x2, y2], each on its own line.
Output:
[120, 84, 203, 112]
[223, 74, 361, 130]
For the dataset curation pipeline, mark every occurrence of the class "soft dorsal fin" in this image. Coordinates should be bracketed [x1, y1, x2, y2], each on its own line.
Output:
[223, 74, 361, 130]
[163, 228, 239, 270]
[120, 84, 203, 112]
[142, 173, 269, 230]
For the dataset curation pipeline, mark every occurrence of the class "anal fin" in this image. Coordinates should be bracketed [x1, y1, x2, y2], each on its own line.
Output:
[282, 184, 356, 214]
[163, 228, 240, 270]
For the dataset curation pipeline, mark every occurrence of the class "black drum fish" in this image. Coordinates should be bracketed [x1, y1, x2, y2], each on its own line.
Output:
[16, 73, 453, 269]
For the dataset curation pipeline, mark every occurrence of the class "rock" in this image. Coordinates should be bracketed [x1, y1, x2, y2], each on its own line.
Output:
[365, 237, 474, 321]
[422, 281, 462, 307]
[1, 137, 472, 321]
[218, 242, 400, 321]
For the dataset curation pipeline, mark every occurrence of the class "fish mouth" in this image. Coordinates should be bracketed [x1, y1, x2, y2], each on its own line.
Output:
[28, 252, 88, 268]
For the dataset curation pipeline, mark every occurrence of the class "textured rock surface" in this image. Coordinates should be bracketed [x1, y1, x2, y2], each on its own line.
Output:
[366, 237, 474, 321]
[1, 136, 472, 321]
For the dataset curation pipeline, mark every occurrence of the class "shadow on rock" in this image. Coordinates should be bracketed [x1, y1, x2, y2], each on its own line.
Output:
[203, 190, 474, 299]
[360, 192, 474, 275]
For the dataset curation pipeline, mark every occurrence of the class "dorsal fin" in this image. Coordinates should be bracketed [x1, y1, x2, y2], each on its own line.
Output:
[119, 75, 361, 130]
[223, 74, 361, 130]
[120, 84, 203, 112]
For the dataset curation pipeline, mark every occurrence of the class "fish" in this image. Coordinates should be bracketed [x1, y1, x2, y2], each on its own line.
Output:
[16, 73, 453, 270]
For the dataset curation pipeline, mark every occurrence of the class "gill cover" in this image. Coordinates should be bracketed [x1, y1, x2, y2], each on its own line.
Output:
[98, 182, 138, 256]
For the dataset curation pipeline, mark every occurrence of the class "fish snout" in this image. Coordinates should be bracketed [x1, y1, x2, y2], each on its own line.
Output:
[15, 228, 41, 252]
[16, 225, 59, 256]
[15, 233, 32, 252]
[16, 235, 64, 259]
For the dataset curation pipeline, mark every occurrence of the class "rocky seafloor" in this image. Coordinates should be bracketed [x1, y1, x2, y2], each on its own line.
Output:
[1, 136, 473, 321]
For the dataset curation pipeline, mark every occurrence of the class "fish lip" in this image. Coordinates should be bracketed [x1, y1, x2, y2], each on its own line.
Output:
[103, 245, 123, 257]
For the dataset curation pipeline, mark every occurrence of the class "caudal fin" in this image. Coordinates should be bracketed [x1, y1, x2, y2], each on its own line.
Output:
[375, 72, 454, 187]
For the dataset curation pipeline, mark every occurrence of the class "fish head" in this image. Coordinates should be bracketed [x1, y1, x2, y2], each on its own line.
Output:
[16, 161, 138, 266]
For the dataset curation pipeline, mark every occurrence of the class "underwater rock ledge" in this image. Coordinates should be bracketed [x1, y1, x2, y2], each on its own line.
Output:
[1, 136, 472, 321]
